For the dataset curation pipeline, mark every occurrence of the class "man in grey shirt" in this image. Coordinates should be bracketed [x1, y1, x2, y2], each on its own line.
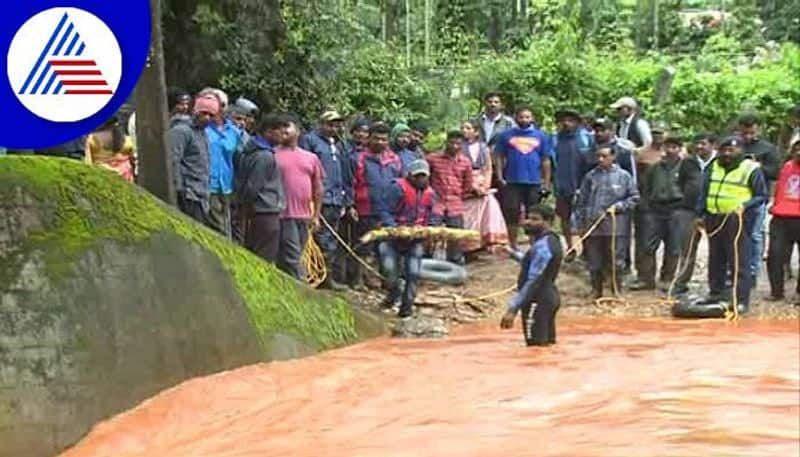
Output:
[167, 94, 217, 224]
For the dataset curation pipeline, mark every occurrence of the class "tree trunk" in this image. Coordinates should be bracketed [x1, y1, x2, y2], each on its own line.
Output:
[136, 0, 174, 204]
[424, 0, 431, 63]
[405, 0, 411, 66]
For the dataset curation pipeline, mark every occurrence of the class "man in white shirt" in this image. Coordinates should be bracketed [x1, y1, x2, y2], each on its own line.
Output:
[474, 92, 516, 146]
[611, 96, 652, 150]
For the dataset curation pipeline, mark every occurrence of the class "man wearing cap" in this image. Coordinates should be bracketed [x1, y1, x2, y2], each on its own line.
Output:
[611, 96, 652, 150]
[339, 117, 371, 287]
[168, 93, 217, 224]
[494, 106, 554, 251]
[427, 130, 474, 264]
[552, 108, 595, 259]
[391, 123, 421, 172]
[378, 159, 443, 318]
[737, 113, 782, 285]
[766, 139, 800, 303]
[200, 88, 241, 239]
[634, 135, 703, 291]
[228, 98, 259, 141]
[299, 110, 352, 290]
[697, 136, 768, 313]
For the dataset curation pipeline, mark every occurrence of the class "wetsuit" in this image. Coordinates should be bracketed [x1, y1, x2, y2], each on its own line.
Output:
[507, 230, 563, 346]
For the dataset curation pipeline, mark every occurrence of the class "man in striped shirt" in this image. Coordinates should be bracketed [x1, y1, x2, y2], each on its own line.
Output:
[427, 131, 474, 264]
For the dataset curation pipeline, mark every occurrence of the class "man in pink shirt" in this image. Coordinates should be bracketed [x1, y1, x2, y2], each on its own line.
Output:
[275, 119, 325, 280]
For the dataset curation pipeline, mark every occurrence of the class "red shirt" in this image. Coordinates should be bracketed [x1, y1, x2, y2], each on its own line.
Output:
[426, 151, 473, 217]
[771, 160, 800, 218]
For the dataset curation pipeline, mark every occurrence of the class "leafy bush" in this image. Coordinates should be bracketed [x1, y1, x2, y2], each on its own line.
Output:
[460, 32, 800, 141]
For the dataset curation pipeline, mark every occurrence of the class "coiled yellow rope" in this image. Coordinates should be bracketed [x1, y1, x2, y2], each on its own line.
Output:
[302, 228, 328, 288]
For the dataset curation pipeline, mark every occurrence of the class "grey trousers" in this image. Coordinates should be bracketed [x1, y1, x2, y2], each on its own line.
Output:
[208, 193, 232, 239]
[279, 218, 309, 280]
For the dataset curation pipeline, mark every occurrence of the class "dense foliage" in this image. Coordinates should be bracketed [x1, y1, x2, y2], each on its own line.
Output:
[165, 0, 800, 142]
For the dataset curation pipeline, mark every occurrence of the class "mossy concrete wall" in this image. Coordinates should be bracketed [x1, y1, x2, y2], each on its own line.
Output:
[0, 157, 374, 456]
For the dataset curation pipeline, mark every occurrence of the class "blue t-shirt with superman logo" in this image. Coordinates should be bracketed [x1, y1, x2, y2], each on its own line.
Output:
[495, 126, 552, 185]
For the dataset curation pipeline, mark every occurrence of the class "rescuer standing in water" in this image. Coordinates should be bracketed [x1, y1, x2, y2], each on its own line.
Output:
[501, 205, 564, 346]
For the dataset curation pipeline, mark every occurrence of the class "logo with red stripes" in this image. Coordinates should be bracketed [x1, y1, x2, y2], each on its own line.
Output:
[7, 7, 122, 122]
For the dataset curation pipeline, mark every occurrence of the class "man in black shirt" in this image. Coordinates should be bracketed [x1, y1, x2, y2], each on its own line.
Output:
[737, 113, 781, 284]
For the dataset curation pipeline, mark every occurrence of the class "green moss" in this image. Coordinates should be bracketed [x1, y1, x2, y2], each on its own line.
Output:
[0, 156, 358, 350]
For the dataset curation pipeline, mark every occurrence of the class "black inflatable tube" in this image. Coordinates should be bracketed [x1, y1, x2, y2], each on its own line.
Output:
[671, 300, 728, 319]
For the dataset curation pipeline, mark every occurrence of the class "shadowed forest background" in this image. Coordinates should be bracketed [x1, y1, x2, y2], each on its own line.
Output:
[161, 0, 799, 145]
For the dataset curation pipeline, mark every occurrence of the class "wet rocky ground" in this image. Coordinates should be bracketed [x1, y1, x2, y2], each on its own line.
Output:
[345, 244, 800, 337]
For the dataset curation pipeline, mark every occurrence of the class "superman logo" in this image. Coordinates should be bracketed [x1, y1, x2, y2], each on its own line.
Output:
[508, 136, 540, 155]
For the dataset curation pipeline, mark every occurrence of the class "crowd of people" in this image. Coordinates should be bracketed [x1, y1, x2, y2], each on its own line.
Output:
[3, 89, 799, 325]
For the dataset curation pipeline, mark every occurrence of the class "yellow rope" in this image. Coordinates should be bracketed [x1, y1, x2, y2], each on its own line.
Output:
[319, 214, 385, 279]
[564, 211, 609, 257]
[724, 209, 745, 322]
[302, 228, 327, 288]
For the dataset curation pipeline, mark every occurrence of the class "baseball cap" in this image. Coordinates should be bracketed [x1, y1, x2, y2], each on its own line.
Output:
[406, 159, 430, 177]
[234, 97, 259, 115]
[320, 111, 344, 122]
[592, 117, 615, 130]
[610, 97, 638, 110]
[718, 136, 741, 148]
[651, 121, 669, 134]
[555, 108, 581, 121]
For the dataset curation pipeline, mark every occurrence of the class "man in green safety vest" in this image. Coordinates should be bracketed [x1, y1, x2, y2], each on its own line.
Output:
[697, 136, 768, 313]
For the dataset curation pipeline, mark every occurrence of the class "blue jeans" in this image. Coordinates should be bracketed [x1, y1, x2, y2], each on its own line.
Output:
[315, 205, 342, 260]
[750, 203, 767, 277]
[378, 240, 424, 315]
[443, 215, 464, 264]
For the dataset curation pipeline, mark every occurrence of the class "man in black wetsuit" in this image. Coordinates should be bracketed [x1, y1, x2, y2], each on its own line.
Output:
[500, 204, 564, 346]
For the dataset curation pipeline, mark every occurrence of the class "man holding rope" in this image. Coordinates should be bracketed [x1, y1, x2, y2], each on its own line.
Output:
[575, 147, 640, 299]
[697, 136, 768, 314]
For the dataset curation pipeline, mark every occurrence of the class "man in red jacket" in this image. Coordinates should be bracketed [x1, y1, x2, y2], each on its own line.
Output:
[378, 160, 443, 317]
[766, 140, 800, 303]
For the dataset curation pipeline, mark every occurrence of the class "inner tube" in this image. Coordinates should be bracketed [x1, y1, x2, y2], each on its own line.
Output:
[420, 259, 468, 285]
[671, 296, 728, 319]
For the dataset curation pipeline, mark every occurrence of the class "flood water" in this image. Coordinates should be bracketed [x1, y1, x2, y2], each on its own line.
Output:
[65, 318, 799, 457]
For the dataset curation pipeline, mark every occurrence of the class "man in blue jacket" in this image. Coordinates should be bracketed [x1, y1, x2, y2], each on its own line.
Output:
[299, 110, 352, 290]
[552, 108, 595, 261]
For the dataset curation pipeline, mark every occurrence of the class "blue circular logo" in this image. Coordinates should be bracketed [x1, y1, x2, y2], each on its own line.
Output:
[0, 1, 150, 149]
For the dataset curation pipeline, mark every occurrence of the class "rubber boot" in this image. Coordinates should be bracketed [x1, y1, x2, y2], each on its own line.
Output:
[349, 265, 366, 291]
[660, 255, 679, 285]
[591, 273, 604, 299]
[320, 260, 347, 291]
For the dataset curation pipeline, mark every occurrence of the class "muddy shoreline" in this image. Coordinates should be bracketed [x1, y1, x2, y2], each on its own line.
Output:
[347, 251, 800, 335]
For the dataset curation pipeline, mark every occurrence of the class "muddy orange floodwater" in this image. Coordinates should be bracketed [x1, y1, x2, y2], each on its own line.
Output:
[65, 318, 799, 457]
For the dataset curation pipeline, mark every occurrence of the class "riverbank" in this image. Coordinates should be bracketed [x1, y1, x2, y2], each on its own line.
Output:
[348, 246, 799, 335]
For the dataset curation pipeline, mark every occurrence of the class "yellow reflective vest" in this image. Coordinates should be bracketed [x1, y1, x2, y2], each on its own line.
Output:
[706, 158, 760, 214]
